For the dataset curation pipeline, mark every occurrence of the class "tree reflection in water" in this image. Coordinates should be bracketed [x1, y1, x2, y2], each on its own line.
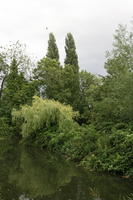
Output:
[0, 140, 133, 200]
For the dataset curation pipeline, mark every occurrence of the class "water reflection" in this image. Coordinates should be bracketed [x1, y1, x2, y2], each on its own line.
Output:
[0, 140, 133, 200]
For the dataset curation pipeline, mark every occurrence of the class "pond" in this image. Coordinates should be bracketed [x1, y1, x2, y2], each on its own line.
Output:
[0, 140, 133, 200]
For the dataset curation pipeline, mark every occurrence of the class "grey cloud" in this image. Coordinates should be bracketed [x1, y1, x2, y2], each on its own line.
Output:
[0, 0, 132, 75]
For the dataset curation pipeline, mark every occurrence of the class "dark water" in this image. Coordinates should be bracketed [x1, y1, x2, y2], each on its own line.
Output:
[0, 140, 133, 200]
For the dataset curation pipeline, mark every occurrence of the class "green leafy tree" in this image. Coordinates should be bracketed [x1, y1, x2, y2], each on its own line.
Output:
[1, 59, 35, 118]
[64, 33, 80, 109]
[34, 58, 63, 101]
[46, 33, 59, 61]
[0, 42, 33, 100]
[61, 65, 80, 109]
[0, 55, 9, 100]
[93, 24, 133, 127]
[0, 43, 36, 134]
[105, 24, 133, 76]
[12, 96, 78, 137]
[78, 71, 100, 124]
[95, 72, 133, 125]
[64, 33, 79, 71]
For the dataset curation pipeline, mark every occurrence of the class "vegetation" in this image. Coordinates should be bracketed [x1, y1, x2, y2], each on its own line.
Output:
[1, 25, 133, 176]
[12, 96, 78, 137]
[64, 33, 80, 109]
[46, 32, 59, 61]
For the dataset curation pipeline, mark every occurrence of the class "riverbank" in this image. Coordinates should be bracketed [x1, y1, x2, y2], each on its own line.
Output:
[21, 125, 133, 177]
[11, 97, 133, 177]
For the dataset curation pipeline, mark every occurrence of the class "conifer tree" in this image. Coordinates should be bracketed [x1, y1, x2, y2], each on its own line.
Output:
[46, 33, 59, 61]
[64, 33, 79, 72]
[1, 58, 35, 117]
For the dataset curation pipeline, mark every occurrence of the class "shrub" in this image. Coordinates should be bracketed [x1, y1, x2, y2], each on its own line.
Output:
[81, 130, 133, 176]
[0, 117, 10, 136]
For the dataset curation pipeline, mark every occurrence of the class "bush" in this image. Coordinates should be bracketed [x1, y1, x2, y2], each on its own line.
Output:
[81, 130, 133, 176]
[0, 117, 10, 136]
[59, 125, 98, 161]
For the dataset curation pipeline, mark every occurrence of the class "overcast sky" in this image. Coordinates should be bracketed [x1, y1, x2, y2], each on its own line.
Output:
[0, 0, 132, 75]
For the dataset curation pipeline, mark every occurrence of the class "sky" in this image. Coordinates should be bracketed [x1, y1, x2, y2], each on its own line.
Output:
[0, 0, 132, 75]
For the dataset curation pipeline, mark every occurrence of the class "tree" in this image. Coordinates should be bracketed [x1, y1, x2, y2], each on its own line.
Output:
[0, 43, 36, 131]
[0, 59, 35, 119]
[2, 59, 25, 108]
[46, 33, 59, 61]
[0, 41, 33, 100]
[34, 58, 63, 101]
[93, 24, 133, 127]
[61, 65, 80, 109]
[64, 33, 79, 71]
[78, 71, 100, 124]
[0, 55, 9, 99]
[12, 96, 77, 137]
[64, 33, 80, 110]
[105, 24, 133, 76]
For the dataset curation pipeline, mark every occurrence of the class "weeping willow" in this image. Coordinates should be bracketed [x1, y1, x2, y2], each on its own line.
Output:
[12, 96, 78, 137]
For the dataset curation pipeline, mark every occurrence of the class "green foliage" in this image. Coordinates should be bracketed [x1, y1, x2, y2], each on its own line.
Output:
[81, 130, 133, 176]
[105, 24, 133, 76]
[34, 58, 80, 110]
[46, 33, 59, 61]
[0, 43, 36, 136]
[0, 117, 10, 136]
[64, 33, 79, 70]
[1, 58, 35, 120]
[34, 58, 63, 100]
[78, 70, 100, 123]
[0, 25, 133, 177]
[0, 54, 9, 99]
[3, 59, 28, 108]
[61, 64, 80, 109]
[64, 33, 80, 110]
[59, 125, 98, 161]
[94, 68, 133, 127]
[92, 24, 133, 127]
[12, 96, 78, 137]
[0, 42, 32, 93]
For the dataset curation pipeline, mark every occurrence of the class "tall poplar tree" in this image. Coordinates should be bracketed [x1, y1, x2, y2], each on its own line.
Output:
[64, 33, 80, 110]
[64, 33, 79, 72]
[46, 33, 59, 61]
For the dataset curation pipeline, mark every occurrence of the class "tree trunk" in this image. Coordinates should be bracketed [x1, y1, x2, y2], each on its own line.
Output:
[0, 76, 6, 100]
